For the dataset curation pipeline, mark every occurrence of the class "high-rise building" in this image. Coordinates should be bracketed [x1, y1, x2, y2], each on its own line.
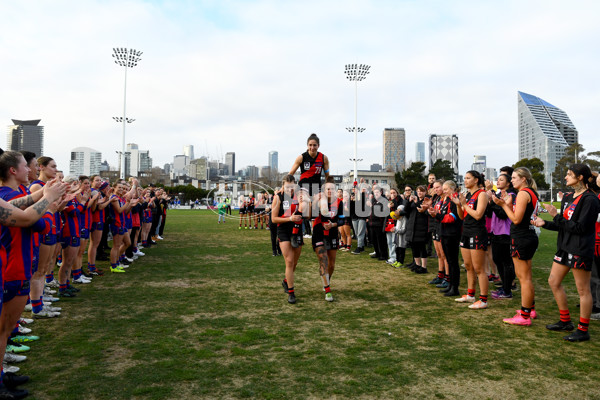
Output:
[69, 147, 102, 176]
[485, 167, 497, 181]
[7, 119, 44, 156]
[225, 152, 235, 177]
[183, 145, 194, 160]
[415, 142, 425, 163]
[246, 165, 259, 180]
[126, 143, 153, 177]
[429, 134, 459, 175]
[471, 155, 486, 174]
[383, 128, 406, 172]
[190, 157, 208, 180]
[518, 91, 578, 183]
[172, 155, 189, 177]
[268, 151, 278, 172]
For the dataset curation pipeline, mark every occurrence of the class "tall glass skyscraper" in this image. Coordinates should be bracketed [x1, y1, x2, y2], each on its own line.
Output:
[225, 152, 235, 176]
[383, 128, 406, 172]
[518, 91, 578, 184]
[268, 151, 278, 172]
[7, 119, 44, 156]
[415, 142, 425, 163]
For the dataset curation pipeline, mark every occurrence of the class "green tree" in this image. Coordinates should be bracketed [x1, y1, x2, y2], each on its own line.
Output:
[586, 150, 600, 170]
[513, 157, 549, 190]
[552, 144, 586, 190]
[429, 159, 457, 181]
[164, 184, 210, 204]
[395, 161, 426, 188]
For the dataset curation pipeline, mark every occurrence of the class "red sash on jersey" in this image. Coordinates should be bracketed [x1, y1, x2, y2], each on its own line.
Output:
[300, 152, 324, 181]
[314, 198, 341, 237]
[434, 198, 443, 213]
[522, 188, 538, 209]
[513, 188, 538, 213]
[280, 197, 298, 218]
[463, 189, 484, 218]
[563, 193, 583, 221]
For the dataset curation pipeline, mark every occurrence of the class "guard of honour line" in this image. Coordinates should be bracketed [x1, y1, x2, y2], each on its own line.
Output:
[0, 148, 170, 400]
[229, 133, 600, 345]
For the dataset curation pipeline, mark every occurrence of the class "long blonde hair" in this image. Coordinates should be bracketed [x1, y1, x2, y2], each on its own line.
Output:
[513, 167, 537, 191]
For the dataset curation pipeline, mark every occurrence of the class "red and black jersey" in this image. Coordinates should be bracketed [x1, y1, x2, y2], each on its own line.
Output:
[435, 197, 462, 237]
[544, 190, 600, 259]
[299, 151, 324, 195]
[510, 187, 538, 238]
[277, 192, 300, 223]
[462, 189, 487, 236]
[313, 198, 343, 226]
[313, 198, 343, 237]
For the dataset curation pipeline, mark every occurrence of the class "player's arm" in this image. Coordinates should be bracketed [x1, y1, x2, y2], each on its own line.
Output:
[323, 155, 330, 180]
[289, 155, 302, 175]
[9, 192, 43, 210]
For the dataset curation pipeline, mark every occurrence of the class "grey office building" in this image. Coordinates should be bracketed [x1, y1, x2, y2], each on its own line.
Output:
[7, 119, 44, 156]
[383, 128, 406, 172]
[225, 152, 235, 177]
[471, 155, 486, 174]
[518, 91, 578, 184]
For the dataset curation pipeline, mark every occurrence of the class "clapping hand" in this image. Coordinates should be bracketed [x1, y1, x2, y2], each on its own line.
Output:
[543, 203, 558, 217]
[532, 215, 546, 227]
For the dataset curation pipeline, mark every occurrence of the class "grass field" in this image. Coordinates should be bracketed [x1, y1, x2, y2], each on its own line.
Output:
[24, 209, 600, 400]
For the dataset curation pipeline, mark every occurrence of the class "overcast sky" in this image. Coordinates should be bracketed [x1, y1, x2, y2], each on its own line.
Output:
[1, 0, 598, 178]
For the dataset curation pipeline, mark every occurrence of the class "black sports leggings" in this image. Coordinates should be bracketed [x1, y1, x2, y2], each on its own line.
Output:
[492, 237, 514, 294]
[441, 235, 461, 288]
[269, 221, 281, 254]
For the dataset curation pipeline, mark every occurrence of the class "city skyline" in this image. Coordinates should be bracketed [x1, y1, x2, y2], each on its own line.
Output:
[1, 1, 599, 178]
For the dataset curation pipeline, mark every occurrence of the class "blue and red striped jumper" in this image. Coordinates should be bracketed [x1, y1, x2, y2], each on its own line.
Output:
[109, 195, 126, 228]
[0, 186, 52, 312]
[61, 199, 84, 240]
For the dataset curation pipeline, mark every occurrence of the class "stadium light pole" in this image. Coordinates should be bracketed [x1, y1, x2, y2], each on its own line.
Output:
[344, 64, 370, 182]
[113, 47, 142, 179]
[112, 117, 135, 178]
[346, 127, 365, 181]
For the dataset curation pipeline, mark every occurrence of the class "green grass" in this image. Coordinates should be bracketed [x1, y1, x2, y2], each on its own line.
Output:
[25, 209, 600, 400]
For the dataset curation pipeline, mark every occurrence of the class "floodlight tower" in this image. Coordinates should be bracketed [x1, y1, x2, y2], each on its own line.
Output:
[344, 64, 370, 182]
[113, 47, 142, 179]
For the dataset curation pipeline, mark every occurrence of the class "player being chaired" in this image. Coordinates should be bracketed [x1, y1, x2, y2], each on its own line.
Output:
[289, 133, 330, 196]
